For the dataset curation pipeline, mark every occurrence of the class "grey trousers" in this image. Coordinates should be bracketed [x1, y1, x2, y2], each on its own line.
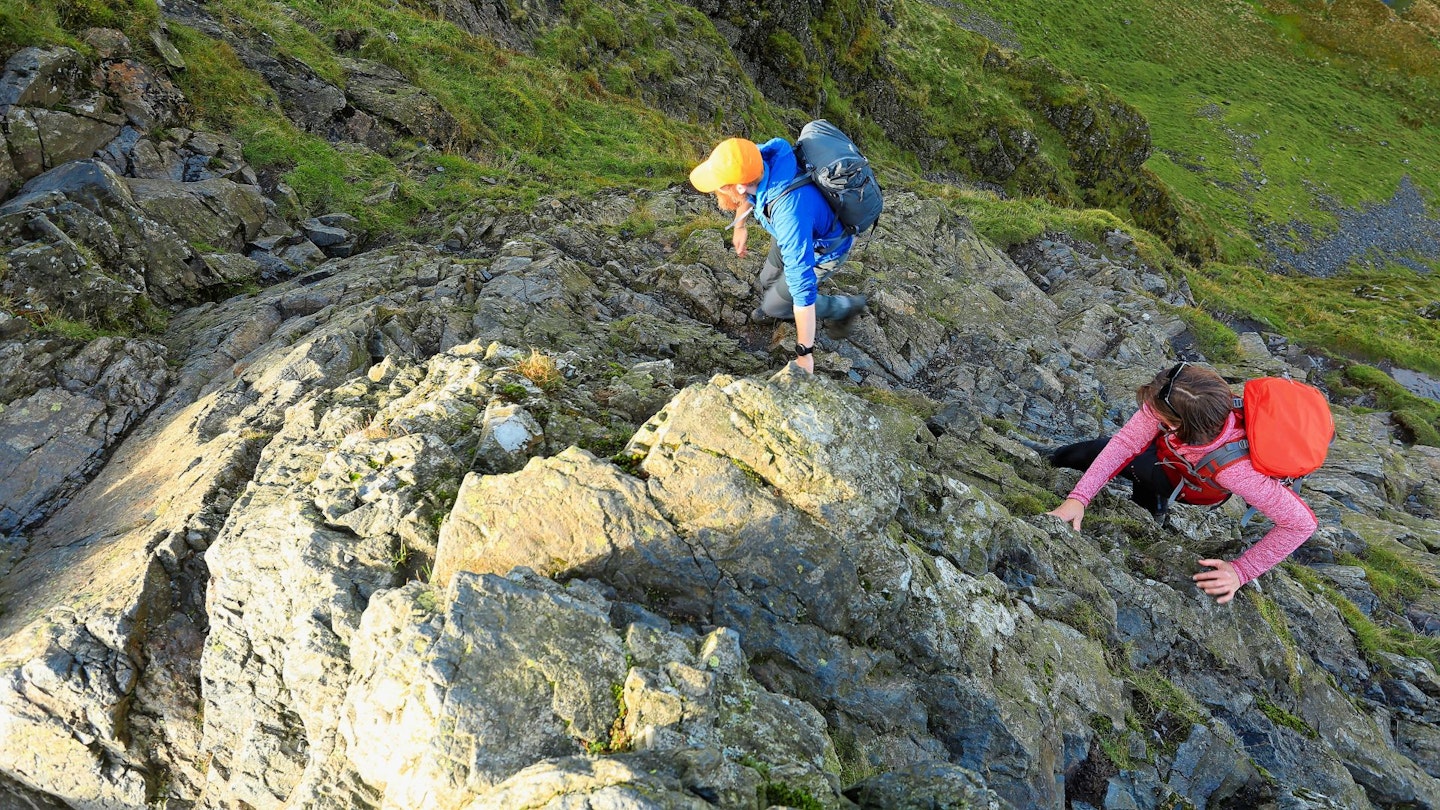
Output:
[756, 244, 850, 320]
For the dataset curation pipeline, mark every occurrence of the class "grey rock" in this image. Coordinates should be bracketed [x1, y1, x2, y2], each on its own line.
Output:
[0, 129, 17, 201]
[4, 108, 43, 179]
[280, 238, 327, 267]
[339, 57, 461, 146]
[847, 761, 1011, 809]
[0, 48, 87, 111]
[474, 400, 544, 473]
[148, 29, 186, 70]
[125, 176, 267, 252]
[301, 218, 349, 248]
[29, 108, 121, 169]
[317, 212, 360, 230]
[81, 28, 131, 59]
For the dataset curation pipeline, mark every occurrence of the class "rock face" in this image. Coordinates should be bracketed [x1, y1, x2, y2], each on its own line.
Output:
[0, 178, 1438, 809]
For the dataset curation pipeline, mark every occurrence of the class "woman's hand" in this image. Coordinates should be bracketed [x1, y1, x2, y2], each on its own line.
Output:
[1193, 559, 1241, 604]
[1046, 498, 1085, 531]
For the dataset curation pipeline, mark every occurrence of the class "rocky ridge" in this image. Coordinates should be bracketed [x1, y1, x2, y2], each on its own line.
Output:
[2, 15, 1440, 810]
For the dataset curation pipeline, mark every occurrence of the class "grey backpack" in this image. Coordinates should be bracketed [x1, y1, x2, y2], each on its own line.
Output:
[764, 120, 883, 236]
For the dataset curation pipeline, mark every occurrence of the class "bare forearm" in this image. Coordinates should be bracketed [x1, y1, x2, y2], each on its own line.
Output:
[794, 303, 816, 373]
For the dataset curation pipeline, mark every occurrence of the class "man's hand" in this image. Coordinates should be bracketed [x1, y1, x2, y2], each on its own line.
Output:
[1193, 559, 1241, 604]
[731, 202, 752, 258]
[1046, 498, 1086, 531]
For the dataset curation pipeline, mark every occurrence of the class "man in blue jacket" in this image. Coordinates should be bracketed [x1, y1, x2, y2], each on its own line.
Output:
[691, 137, 868, 374]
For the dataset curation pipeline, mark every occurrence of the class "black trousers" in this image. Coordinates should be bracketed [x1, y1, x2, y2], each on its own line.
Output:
[1051, 437, 1175, 518]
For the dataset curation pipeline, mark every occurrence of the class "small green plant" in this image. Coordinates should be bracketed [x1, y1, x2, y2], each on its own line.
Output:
[610, 451, 645, 477]
[498, 383, 530, 402]
[1088, 713, 1137, 770]
[389, 541, 410, 571]
[1255, 696, 1317, 739]
[763, 782, 824, 810]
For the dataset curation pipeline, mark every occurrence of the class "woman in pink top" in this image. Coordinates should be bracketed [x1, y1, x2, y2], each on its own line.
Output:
[1045, 363, 1318, 604]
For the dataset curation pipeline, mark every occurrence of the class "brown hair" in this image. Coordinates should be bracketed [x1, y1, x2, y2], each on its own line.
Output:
[1137, 363, 1235, 446]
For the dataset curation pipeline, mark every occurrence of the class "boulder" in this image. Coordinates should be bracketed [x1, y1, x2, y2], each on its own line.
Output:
[125, 176, 268, 252]
[0, 340, 169, 534]
[338, 57, 461, 146]
[846, 761, 1011, 809]
[0, 48, 88, 111]
[29, 107, 121, 169]
[434, 446, 680, 589]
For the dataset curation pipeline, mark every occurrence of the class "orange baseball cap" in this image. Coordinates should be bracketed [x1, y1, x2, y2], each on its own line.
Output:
[689, 138, 763, 193]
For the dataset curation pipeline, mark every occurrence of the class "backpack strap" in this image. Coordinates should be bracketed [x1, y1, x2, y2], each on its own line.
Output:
[762, 173, 814, 221]
[1193, 439, 1250, 479]
[1240, 476, 1307, 527]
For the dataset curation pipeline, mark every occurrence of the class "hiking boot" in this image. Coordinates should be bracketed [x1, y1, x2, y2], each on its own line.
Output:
[823, 295, 868, 340]
[750, 306, 773, 323]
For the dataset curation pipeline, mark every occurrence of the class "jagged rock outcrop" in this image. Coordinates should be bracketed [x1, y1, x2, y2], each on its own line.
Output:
[0, 178, 1438, 810]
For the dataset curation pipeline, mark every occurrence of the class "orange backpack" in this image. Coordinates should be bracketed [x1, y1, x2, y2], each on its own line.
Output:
[1158, 377, 1334, 512]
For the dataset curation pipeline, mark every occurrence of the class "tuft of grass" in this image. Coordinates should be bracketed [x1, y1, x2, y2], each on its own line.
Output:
[1286, 562, 1440, 671]
[1128, 667, 1206, 755]
[1168, 304, 1241, 363]
[1088, 713, 1137, 770]
[1251, 590, 1302, 692]
[1343, 364, 1440, 447]
[1255, 695, 1317, 739]
[1337, 543, 1439, 613]
[513, 350, 563, 393]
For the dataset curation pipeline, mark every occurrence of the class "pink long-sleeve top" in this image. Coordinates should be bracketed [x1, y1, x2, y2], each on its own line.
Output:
[1068, 404, 1318, 585]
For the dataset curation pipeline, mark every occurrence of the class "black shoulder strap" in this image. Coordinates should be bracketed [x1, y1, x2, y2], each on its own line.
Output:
[762, 173, 814, 220]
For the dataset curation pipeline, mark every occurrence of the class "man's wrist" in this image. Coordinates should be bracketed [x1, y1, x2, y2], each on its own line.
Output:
[795, 343, 813, 357]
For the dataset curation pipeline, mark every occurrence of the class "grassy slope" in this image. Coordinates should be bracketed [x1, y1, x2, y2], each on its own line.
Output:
[946, 0, 1440, 390]
[4, 0, 1440, 434]
[955, 0, 1440, 257]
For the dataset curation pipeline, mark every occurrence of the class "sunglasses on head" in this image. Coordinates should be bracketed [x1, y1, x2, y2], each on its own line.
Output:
[1159, 361, 1189, 410]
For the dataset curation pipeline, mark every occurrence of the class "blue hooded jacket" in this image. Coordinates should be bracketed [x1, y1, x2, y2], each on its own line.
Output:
[750, 138, 852, 308]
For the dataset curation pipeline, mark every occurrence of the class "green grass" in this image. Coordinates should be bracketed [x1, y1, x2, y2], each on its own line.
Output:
[1251, 590, 1301, 692]
[953, 0, 1440, 255]
[1343, 364, 1440, 446]
[1287, 562, 1440, 670]
[1255, 695, 1316, 738]
[0, 0, 159, 55]
[162, 0, 774, 238]
[1167, 303, 1241, 363]
[1189, 263, 1440, 378]
[1128, 667, 1206, 754]
[1337, 543, 1440, 612]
